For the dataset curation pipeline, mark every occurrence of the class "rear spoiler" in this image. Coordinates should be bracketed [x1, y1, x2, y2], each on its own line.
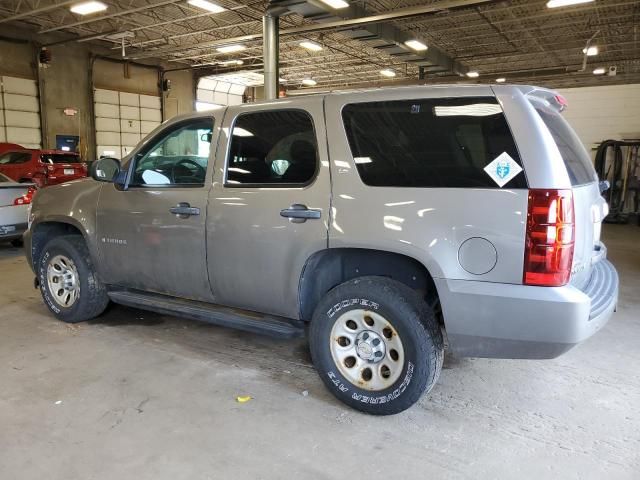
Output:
[515, 86, 568, 113]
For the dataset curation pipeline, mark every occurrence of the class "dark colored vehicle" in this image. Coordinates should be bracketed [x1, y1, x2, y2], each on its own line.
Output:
[0, 145, 87, 187]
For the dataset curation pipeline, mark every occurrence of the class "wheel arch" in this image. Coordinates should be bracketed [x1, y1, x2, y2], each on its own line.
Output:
[30, 219, 92, 270]
[298, 248, 440, 322]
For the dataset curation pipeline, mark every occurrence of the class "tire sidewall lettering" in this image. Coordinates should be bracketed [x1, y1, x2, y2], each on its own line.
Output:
[327, 297, 379, 318]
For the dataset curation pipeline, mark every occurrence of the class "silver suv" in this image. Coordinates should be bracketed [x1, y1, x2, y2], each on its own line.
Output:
[25, 85, 618, 415]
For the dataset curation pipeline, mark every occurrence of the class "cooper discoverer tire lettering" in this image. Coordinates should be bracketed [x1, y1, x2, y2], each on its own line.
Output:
[309, 276, 444, 415]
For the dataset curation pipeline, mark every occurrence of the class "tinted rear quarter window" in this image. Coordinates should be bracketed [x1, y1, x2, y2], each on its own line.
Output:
[532, 103, 597, 186]
[226, 109, 318, 186]
[0, 152, 32, 165]
[341, 97, 526, 188]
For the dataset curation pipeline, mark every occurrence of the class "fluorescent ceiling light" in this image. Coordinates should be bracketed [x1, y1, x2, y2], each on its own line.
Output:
[380, 69, 396, 78]
[218, 60, 244, 66]
[217, 45, 246, 54]
[299, 41, 323, 52]
[317, 0, 349, 8]
[187, 0, 225, 13]
[302, 78, 317, 86]
[583, 46, 599, 56]
[233, 127, 254, 137]
[466, 71, 480, 78]
[434, 103, 503, 117]
[496, 77, 506, 83]
[546, 0, 593, 8]
[70, 1, 107, 15]
[593, 67, 606, 75]
[404, 40, 428, 51]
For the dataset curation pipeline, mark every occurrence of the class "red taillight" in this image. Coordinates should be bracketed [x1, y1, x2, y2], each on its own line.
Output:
[524, 189, 575, 287]
[13, 186, 36, 206]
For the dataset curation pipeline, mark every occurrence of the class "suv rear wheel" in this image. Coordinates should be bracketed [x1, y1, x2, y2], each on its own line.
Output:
[38, 235, 109, 323]
[309, 276, 443, 415]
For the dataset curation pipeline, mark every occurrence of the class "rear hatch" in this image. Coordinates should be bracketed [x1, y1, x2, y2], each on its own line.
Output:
[527, 92, 606, 289]
[40, 153, 86, 179]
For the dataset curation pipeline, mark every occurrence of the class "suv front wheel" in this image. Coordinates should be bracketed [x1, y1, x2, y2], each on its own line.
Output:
[309, 276, 444, 415]
[38, 235, 109, 323]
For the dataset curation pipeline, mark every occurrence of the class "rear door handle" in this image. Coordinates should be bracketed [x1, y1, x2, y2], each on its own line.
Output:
[280, 204, 321, 223]
[170, 202, 200, 218]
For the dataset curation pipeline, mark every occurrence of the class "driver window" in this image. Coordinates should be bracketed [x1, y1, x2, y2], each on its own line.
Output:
[132, 118, 214, 186]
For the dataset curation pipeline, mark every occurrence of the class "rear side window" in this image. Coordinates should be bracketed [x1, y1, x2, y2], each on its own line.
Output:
[40, 154, 81, 164]
[0, 152, 31, 165]
[342, 97, 526, 188]
[532, 104, 597, 186]
[226, 109, 318, 186]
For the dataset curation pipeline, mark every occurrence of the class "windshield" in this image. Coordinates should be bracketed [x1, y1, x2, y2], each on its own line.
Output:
[40, 154, 81, 164]
[532, 101, 597, 186]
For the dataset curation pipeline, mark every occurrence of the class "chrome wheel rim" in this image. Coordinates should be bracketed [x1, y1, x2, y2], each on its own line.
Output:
[46, 254, 80, 308]
[330, 309, 405, 391]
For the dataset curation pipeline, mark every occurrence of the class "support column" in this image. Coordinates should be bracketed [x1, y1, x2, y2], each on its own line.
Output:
[263, 13, 280, 100]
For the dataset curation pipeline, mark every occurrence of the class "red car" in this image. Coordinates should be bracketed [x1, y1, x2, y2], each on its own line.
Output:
[0, 144, 87, 187]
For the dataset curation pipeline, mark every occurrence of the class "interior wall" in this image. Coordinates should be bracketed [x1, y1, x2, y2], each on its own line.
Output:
[0, 38, 34, 79]
[93, 59, 160, 95]
[163, 70, 195, 120]
[558, 84, 640, 154]
[40, 43, 93, 159]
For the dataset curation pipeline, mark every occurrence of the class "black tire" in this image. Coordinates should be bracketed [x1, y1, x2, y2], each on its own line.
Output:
[38, 235, 109, 323]
[10, 238, 23, 248]
[309, 276, 444, 415]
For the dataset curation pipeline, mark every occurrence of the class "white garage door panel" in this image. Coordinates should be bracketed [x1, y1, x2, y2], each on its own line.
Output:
[139, 94, 161, 109]
[120, 105, 140, 120]
[140, 121, 160, 134]
[119, 92, 139, 107]
[121, 133, 140, 145]
[0, 130, 5, 142]
[196, 88, 215, 103]
[4, 94, 39, 112]
[94, 89, 119, 104]
[96, 117, 120, 132]
[94, 103, 120, 118]
[120, 119, 140, 133]
[97, 145, 120, 157]
[97, 131, 120, 145]
[140, 108, 161, 122]
[6, 126, 41, 144]
[5, 111, 40, 128]
[2, 76, 38, 96]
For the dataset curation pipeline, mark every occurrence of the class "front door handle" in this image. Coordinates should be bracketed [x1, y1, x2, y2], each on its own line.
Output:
[170, 202, 200, 218]
[280, 204, 321, 223]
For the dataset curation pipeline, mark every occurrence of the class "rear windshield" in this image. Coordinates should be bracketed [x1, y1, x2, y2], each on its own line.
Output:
[0, 173, 11, 182]
[341, 97, 526, 188]
[532, 103, 597, 186]
[40, 154, 81, 164]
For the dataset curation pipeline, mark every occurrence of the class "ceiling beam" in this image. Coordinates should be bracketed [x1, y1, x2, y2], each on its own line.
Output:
[0, 0, 79, 24]
[128, 0, 495, 60]
[38, 0, 186, 34]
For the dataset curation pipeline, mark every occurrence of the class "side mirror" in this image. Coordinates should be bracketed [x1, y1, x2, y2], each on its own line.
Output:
[90, 157, 121, 183]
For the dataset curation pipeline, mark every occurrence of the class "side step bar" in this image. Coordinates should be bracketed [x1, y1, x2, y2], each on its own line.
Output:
[107, 290, 305, 339]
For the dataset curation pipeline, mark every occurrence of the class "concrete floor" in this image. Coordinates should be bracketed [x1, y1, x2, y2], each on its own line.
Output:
[0, 225, 638, 480]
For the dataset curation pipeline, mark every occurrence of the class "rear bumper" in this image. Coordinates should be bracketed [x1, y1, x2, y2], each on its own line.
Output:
[0, 222, 28, 241]
[1, 204, 29, 242]
[437, 259, 619, 359]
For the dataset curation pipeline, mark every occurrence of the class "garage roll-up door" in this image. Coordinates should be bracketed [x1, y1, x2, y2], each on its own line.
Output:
[94, 89, 161, 159]
[0, 76, 41, 149]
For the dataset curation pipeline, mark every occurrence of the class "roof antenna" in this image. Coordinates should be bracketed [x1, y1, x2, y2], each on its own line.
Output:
[580, 30, 600, 72]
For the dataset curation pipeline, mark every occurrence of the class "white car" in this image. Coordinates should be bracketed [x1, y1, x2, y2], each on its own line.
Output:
[0, 173, 35, 246]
